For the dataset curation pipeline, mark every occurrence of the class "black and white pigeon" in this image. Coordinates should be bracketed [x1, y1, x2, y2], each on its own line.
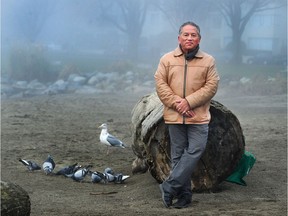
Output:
[103, 167, 130, 183]
[114, 173, 130, 184]
[42, 155, 56, 175]
[71, 165, 92, 182]
[88, 170, 107, 183]
[19, 158, 41, 171]
[99, 123, 127, 155]
[55, 163, 81, 178]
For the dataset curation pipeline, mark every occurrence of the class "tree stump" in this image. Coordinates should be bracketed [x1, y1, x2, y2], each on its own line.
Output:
[131, 92, 245, 192]
[1, 181, 31, 216]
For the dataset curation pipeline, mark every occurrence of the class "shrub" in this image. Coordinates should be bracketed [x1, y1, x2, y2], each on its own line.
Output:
[8, 43, 56, 82]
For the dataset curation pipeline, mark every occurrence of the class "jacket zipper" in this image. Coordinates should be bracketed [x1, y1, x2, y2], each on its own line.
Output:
[183, 59, 188, 124]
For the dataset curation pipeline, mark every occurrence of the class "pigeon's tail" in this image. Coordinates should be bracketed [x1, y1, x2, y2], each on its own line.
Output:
[19, 158, 29, 166]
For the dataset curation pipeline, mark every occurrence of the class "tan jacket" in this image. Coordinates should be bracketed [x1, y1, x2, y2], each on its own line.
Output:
[155, 46, 220, 124]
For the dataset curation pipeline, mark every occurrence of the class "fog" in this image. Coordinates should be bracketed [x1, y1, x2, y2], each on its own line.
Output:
[1, 0, 287, 97]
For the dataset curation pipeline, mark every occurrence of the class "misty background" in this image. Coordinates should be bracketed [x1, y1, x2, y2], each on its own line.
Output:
[1, 0, 287, 97]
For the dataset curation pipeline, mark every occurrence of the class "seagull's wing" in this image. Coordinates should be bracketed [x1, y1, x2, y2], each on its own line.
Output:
[106, 134, 123, 147]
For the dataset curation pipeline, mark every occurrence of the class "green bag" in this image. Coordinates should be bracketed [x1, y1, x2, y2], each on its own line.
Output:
[226, 151, 256, 186]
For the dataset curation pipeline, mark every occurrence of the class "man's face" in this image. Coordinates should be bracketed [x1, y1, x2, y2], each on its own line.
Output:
[178, 25, 201, 53]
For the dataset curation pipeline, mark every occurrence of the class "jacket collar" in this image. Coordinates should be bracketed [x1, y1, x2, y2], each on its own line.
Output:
[173, 46, 204, 58]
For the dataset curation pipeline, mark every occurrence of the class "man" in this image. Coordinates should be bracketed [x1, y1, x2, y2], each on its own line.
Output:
[154, 21, 220, 209]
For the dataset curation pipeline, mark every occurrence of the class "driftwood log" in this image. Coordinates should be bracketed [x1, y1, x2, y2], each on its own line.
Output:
[1, 181, 31, 216]
[131, 92, 245, 192]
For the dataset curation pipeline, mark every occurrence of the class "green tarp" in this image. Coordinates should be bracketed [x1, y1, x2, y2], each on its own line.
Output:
[226, 151, 256, 186]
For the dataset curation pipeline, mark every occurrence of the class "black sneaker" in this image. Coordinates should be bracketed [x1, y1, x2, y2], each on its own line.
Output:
[159, 184, 173, 208]
[172, 198, 191, 209]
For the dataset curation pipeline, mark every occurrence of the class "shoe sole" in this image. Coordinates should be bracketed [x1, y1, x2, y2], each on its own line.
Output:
[172, 204, 190, 209]
[172, 201, 191, 209]
[159, 184, 170, 208]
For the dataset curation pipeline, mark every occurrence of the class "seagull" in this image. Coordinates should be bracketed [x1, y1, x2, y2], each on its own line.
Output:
[19, 158, 41, 171]
[55, 163, 81, 178]
[99, 123, 127, 155]
[71, 165, 92, 182]
[42, 155, 56, 175]
[88, 170, 107, 183]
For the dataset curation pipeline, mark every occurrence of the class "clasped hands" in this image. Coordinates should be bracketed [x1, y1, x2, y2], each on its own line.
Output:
[175, 98, 195, 118]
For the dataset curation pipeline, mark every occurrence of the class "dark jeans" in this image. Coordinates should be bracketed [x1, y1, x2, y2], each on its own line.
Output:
[162, 124, 208, 201]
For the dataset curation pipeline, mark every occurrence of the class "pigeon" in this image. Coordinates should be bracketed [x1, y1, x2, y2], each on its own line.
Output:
[99, 123, 127, 155]
[88, 170, 107, 183]
[55, 163, 81, 178]
[103, 167, 116, 182]
[114, 173, 130, 184]
[71, 165, 92, 182]
[19, 158, 41, 171]
[103, 167, 130, 184]
[42, 155, 56, 175]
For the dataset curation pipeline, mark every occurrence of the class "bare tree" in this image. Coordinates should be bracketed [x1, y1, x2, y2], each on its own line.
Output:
[152, 0, 286, 64]
[152, 0, 210, 31]
[12, 0, 57, 43]
[209, 0, 287, 64]
[98, 0, 150, 61]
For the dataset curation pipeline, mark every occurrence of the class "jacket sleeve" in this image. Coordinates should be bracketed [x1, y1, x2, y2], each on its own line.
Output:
[185, 58, 220, 109]
[154, 57, 182, 109]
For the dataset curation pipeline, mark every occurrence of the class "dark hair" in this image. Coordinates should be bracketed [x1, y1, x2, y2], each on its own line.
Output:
[179, 21, 201, 38]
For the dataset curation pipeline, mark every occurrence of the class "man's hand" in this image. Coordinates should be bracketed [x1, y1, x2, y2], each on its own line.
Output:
[175, 99, 195, 117]
[183, 110, 195, 118]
